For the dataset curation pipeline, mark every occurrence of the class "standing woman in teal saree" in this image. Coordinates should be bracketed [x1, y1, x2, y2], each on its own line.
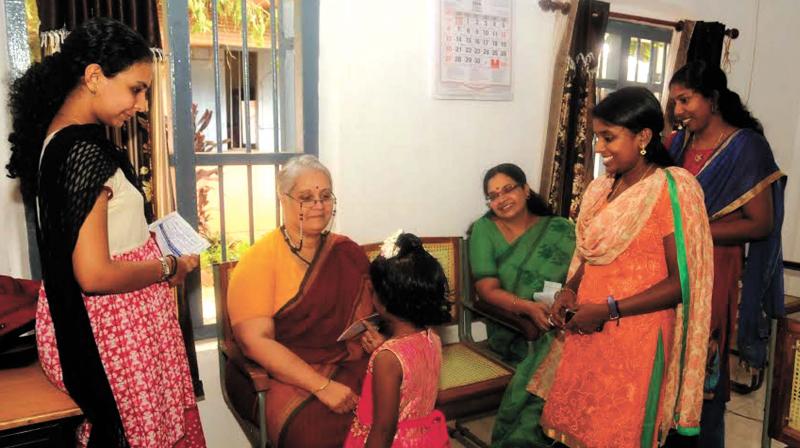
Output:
[468, 163, 575, 447]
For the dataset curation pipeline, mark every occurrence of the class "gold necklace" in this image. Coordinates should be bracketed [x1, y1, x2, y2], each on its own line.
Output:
[609, 165, 655, 200]
[692, 131, 726, 162]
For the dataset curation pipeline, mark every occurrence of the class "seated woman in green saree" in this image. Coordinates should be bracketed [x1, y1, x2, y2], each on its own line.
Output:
[468, 163, 575, 447]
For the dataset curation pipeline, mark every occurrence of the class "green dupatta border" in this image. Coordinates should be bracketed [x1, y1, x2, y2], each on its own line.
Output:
[641, 171, 696, 446]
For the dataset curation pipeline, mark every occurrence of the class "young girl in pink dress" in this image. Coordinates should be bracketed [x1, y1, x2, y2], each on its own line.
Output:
[345, 233, 452, 448]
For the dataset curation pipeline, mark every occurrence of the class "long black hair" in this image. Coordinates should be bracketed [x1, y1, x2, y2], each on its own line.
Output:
[6, 17, 151, 202]
[370, 233, 452, 328]
[670, 60, 763, 135]
[592, 87, 675, 168]
[482, 163, 554, 216]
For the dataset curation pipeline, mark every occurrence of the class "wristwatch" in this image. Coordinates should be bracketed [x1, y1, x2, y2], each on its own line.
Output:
[607, 295, 621, 325]
[158, 256, 171, 281]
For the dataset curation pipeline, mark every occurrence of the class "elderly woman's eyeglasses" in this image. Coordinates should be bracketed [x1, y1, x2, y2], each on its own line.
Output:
[485, 184, 521, 203]
[284, 191, 336, 208]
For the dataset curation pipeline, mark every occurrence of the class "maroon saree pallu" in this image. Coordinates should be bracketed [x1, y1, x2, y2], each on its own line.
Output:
[266, 234, 373, 448]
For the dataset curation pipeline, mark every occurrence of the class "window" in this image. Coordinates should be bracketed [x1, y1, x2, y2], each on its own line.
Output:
[597, 20, 672, 101]
[167, 0, 319, 338]
[594, 19, 672, 177]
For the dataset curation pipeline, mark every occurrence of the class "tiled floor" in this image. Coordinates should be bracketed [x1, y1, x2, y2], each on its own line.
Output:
[194, 340, 787, 447]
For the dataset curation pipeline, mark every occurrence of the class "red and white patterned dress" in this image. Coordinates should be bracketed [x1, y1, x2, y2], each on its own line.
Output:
[36, 131, 206, 447]
[36, 238, 205, 447]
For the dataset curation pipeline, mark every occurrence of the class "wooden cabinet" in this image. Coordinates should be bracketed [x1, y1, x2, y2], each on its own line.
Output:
[0, 418, 82, 448]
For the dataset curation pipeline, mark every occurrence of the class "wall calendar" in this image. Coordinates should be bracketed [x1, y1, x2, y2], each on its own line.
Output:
[435, 0, 513, 100]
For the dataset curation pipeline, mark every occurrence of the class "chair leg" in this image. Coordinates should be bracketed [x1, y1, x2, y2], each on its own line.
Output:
[448, 420, 490, 448]
[257, 392, 268, 448]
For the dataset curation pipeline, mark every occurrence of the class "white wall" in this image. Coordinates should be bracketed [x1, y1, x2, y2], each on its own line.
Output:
[318, 0, 558, 244]
[744, 0, 800, 269]
[318, 0, 800, 292]
[0, 1, 31, 278]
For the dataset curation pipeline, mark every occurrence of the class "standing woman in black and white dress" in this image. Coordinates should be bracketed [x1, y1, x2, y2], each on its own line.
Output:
[6, 18, 206, 447]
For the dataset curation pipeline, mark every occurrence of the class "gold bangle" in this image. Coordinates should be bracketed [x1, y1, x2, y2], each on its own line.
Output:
[313, 378, 332, 395]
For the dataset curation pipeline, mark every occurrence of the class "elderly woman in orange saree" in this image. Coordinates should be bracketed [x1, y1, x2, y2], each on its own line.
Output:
[227, 155, 373, 447]
[531, 87, 713, 447]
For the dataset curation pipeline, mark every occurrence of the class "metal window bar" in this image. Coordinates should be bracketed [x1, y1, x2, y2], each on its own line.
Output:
[211, 0, 228, 261]
[270, 0, 281, 154]
[621, 35, 633, 85]
[239, 0, 256, 246]
[167, 0, 319, 336]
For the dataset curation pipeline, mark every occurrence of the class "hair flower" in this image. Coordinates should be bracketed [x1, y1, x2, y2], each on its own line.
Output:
[379, 229, 403, 259]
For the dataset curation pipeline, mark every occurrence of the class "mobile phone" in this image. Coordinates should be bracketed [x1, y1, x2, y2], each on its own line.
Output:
[564, 309, 576, 323]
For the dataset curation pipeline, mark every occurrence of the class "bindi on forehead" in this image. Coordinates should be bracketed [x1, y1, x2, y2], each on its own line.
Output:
[295, 185, 330, 193]
[491, 183, 514, 191]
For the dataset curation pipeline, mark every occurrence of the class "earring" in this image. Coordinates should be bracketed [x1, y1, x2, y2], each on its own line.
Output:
[640, 146, 647, 156]
[323, 201, 337, 236]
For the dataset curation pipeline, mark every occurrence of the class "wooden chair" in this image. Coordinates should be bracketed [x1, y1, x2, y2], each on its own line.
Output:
[362, 237, 540, 447]
[766, 261, 800, 446]
[768, 316, 800, 446]
[214, 238, 540, 447]
[213, 261, 271, 448]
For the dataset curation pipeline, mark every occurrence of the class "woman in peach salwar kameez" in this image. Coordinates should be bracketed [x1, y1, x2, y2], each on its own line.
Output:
[533, 87, 713, 448]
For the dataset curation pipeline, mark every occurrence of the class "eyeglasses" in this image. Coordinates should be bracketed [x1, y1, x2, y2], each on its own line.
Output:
[284, 191, 337, 208]
[485, 184, 521, 203]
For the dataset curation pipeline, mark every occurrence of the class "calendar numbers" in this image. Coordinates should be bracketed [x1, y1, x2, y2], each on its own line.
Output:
[442, 9, 510, 72]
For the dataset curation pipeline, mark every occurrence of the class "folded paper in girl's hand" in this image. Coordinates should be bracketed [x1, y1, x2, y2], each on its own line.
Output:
[148, 212, 211, 256]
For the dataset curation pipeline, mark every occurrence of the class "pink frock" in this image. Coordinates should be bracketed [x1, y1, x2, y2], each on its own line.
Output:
[345, 329, 450, 448]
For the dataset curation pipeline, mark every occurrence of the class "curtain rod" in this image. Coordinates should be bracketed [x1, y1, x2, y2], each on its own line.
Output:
[608, 12, 739, 39]
[609, 12, 739, 39]
[536, 6, 740, 39]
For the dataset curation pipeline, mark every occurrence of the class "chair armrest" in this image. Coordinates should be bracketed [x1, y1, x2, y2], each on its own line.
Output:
[220, 340, 272, 392]
[470, 299, 541, 341]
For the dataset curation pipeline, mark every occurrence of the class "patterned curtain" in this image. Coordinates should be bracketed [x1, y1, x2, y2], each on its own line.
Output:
[663, 20, 695, 132]
[539, 0, 610, 219]
[686, 21, 726, 67]
[148, 50, 177, 220]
